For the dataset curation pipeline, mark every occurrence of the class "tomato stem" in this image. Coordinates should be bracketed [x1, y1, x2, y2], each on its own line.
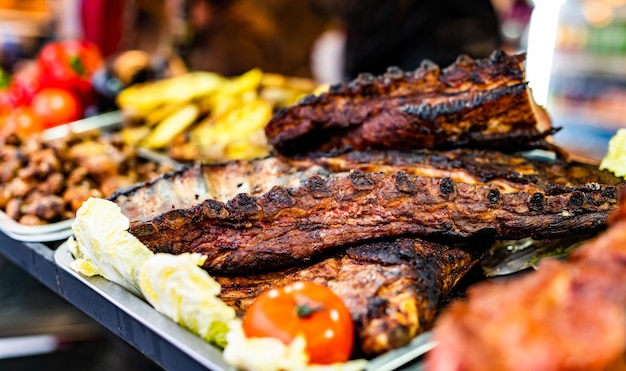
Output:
[0, 67, 10, 89]
[296, 303, 324, 318]
[69, 56, 85, 76]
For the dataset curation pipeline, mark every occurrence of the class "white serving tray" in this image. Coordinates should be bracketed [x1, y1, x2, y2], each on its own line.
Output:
[54, 240, 434, 371]
[54, 240, 236, 371]
[0, 213, 74, 242]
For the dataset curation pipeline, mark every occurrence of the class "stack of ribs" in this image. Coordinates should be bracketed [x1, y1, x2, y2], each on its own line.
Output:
[108, 50, 625, 357]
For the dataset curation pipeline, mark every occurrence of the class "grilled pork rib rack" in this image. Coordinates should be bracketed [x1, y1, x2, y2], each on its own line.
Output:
[108, 149, 623, 355]
[109, 150, 623, 275]
[265, 50, 554, 155]
[106, 51, 625, 357]
[216, 237, 484, 356]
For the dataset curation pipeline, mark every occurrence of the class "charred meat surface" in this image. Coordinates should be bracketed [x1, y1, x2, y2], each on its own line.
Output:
[108, 149, 624, 275]
[216, 237, 485, 356]
[265, 50, 555, 155]
[426, 198, 626, 371]
[310, 149, 622, 194]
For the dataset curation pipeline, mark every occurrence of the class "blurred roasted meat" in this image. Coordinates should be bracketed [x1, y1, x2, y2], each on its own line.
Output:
[265, 50, 555, 155]
[426, 196, 626, 371]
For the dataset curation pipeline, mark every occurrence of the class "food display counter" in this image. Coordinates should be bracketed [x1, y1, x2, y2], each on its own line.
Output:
[2, 37, 624, 370]
[0, 233, 227, 371]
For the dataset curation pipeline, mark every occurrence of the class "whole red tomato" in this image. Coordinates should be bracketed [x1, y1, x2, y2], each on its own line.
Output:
[31, 88, 82, 128]
[38, 40, 103, 109]
[1, 106, 44, 138]
[242, 281, 354, 365]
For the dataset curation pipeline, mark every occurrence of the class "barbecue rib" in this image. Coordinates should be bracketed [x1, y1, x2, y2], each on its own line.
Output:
[265, 50, 555, 155]
[215, 237, 485, 356]
[426, 194, 626, 371]
[108, 149, 624, 275]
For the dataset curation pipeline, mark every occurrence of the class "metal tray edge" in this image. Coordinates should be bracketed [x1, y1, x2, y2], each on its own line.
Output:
[54, 240, 236, 371]
[0, 211, 74, 236]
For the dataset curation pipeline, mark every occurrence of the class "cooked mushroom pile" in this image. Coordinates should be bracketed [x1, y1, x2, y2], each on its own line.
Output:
[0, 132, 172, 225]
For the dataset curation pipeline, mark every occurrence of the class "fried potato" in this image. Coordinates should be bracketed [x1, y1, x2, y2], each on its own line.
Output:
[121, 126, 151, 146]
[188, 99, 272, 162]
[261, 73, 317, 92]
[116, 68, 319, 163]
[225, 129, 270, 160]
[191, 99, 272, 150]
[117, 72, 225, 117]
[143, 100, 190, 127]
[219, 68, 263, 96]
[142, 104, 200, 149]
[260, 73, 318, 108]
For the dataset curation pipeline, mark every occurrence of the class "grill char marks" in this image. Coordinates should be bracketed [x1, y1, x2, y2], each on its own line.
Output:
[108, 150, 624, 275]
[215, 237, 484, 356]
[314, 149, 624, 192]
[265, 50, 556, 155]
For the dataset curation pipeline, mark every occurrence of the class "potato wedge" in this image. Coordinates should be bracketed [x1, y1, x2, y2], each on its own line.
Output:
[192, 99, 272, 150]
[225, 129, 270, 160]
[142, 104, 200, 149]
[143, 101, 190, 127]
[117, 72, 225, 117]
[218, 68, 263, 96]
[261, 73, 317, 92]
[121, 126, 151, 146]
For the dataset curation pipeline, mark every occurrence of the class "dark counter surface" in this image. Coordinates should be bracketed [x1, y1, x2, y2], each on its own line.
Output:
[0, 232, 212, 371]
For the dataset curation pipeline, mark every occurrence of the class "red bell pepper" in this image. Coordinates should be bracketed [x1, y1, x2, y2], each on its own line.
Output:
[2, 62, 41, 108]
[37, 40, 104, 109]
[0, 67, 11, 115]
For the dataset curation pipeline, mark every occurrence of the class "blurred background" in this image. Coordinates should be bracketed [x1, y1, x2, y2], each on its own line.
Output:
[2, 0, 621, 158]
[0, 0, 624, 369]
